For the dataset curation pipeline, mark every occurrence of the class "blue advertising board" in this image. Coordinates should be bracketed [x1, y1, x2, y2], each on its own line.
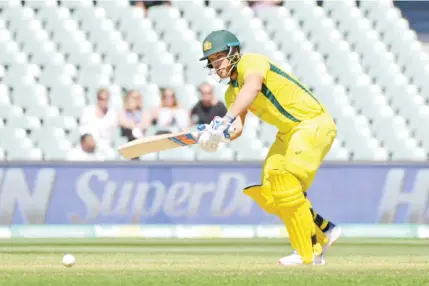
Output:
[0, 162, 428, 225]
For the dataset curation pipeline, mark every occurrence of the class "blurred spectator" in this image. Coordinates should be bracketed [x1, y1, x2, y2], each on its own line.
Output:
[119, 90, 150, 142]
[131, 1, 171, 15]
[150, 87, 189, 135]
[191, 82, 227, 125]
[67, 134, 103, 161]
[79, 88, 118, 150]
[248, 0, 283, 11]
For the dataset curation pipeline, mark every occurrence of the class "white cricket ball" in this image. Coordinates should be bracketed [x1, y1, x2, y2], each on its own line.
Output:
[62, 254, 76, 267]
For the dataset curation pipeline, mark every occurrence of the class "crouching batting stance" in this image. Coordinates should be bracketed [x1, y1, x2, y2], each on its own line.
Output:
[197, 30, 342, 265]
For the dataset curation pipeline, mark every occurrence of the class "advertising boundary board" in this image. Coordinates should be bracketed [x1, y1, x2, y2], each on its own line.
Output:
[0, 161, 428, 226]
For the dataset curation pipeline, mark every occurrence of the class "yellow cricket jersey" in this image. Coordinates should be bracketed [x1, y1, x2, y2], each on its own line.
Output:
[225, 53, 326, 132]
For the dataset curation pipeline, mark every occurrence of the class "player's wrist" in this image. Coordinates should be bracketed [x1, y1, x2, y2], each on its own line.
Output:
[224, 113, 236, 124]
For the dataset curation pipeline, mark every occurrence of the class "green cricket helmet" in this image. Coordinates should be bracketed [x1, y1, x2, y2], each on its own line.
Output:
[199, 30, 241, 64]
[199, 30, 241, 82]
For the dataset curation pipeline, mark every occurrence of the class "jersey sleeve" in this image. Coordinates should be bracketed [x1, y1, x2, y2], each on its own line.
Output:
[237, 54, 270, 81]
[224, 86, 236, 109]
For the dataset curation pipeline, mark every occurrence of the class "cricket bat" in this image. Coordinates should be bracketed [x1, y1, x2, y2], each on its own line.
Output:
[118, 130, 200, 159]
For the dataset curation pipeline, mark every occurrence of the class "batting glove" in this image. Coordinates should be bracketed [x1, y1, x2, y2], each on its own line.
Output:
[209, 115, 235, 142]
[197, 124, 223, 153]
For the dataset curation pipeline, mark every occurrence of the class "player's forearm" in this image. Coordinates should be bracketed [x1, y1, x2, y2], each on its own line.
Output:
[226, 83, 260, 120]
[228, 112, 245, 141]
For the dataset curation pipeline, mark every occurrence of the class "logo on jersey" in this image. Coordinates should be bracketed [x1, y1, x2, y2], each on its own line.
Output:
[203, 41, 212, 51]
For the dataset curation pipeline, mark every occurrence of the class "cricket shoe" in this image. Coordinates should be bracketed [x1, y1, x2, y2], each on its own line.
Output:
[277, 225, 342, 266]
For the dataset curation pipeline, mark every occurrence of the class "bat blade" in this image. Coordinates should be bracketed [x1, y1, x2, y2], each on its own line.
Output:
[118, 131, 199, 159]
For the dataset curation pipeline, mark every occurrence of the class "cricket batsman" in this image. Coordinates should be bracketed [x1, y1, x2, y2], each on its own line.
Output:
[197, 30, 342, 265]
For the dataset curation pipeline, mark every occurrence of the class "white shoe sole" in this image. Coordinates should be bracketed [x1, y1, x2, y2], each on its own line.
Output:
[323, 226, 342, 254]
[315, 226, 341, 265]
[277, 226, 342, 266]
[315, 226, 342, 265]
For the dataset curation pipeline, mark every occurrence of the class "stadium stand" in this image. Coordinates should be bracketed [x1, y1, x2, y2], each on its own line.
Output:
[0, 0, 428, 161]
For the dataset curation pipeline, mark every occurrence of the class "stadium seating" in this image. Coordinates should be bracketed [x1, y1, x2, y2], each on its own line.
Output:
[0, 0, 428, 161]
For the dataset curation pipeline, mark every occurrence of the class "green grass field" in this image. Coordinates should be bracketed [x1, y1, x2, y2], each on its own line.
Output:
[0, 238, 428, 285]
